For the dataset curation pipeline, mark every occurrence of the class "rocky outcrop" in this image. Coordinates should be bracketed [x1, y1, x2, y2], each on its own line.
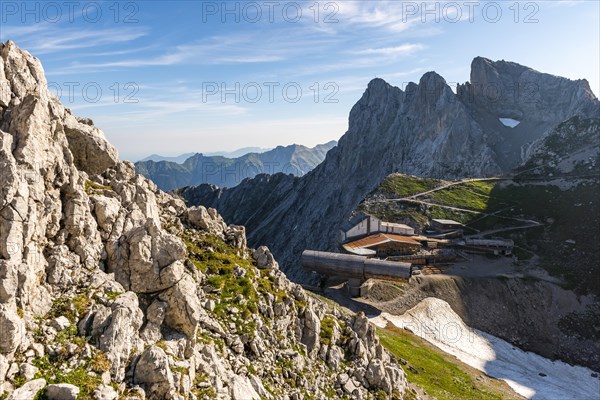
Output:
[182, 58, 600, 282]
[0, 40, 407, 399]
[519, 116, 600, 177]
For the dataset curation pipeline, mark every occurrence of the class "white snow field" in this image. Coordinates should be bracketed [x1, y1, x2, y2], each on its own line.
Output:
[370, 297, 600, 400]
[499, 117, 521, 128]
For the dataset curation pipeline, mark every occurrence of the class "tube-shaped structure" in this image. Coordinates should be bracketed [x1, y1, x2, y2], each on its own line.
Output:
[301, 250, 411, 281]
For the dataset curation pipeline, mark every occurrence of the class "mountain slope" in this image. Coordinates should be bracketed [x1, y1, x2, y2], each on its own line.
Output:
[139, 152, 196, 163]
[334, 117, 600, 371]
[181, 59, 600, 282]
[0, 40, 407, 399]
[135, 141, 337, 191]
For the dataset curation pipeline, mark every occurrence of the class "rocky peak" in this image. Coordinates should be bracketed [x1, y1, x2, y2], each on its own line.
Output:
[462, 56, 599, 121]
[182, 57, 599, 283]
[0, 40, 119, 176]
[0, 41, 407, 399]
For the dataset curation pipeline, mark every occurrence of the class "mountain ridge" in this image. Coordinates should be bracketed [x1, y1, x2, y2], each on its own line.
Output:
[181, 57, 600, 282]
[136, 140, 337, 191]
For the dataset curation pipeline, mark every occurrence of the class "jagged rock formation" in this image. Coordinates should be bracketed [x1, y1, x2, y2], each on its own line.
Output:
[135, 141, 337, 191]
[182, 58, 600, 281]
[0, 41, 407, 399]
[519, 116, 600, 177]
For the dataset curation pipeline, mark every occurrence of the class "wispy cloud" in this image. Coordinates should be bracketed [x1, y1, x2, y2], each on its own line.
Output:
[2, 24, 148, 54]
[352, 44, 425, 56]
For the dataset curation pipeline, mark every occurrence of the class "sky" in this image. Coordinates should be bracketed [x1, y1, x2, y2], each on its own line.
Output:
[1, 0, 598, 161]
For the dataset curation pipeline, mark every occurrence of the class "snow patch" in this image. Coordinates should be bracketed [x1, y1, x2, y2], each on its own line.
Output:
[499, 117, 521, 128]
[370, 297, 600, 400]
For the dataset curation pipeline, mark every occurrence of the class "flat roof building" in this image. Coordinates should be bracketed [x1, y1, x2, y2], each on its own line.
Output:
[430, 218, 463, 232]
[343, 233, 421, 257]
[341, 213, 415, 242]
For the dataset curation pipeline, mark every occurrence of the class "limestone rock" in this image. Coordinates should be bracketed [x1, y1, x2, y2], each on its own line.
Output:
[93, 384, 119, 400]
[98, 292, 144, 381]
[159, 275, 201, 357]
[134, 346, 176, 399]
[45, 383, 80, 400]
[63, 111, 119, 175]
[50, 316, 71, 331]
[0, 306, 24, 354]
[186, 206, 226, 235]
[112, 220, 186, 293]
[301, 309, 320, 356]
[8, 378, 45, 400]
[252, 246, 279, 270]
[230, 375, 261, 400]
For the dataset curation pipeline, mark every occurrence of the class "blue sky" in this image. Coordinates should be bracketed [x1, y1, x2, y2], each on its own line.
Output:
[1, 0, 598, 161]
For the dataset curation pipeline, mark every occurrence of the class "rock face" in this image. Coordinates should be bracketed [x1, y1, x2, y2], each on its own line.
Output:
[519, 116, 600, 177]
[135, 141, 337, 191]
[0, 40, 407, 399]
[181, 58, 600, 281]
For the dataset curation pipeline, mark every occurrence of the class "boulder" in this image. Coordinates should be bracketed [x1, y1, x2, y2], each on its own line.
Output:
[50, 316, 71, 331]
[98, 292, 144, 381]
[8, 378, 45, 400]
[45, 383, 80, 400]
[113, 220, 186, 293]
[91, 195, 121, 235]
[18, 363, 38, 380]
[140, 300, 167, 344]
[230, 375, 261, 400]
[134, 346, 176, 399]
[159, 275, 201, 357]
[93, 384, 119, 400]
[301, 309, 320, 356]
[366, 359, 386, 386]
[186, 206, 226, 235]
[252, 246, 279, 270]
[63, 112, 119, 175]
[0, 306, 24, 354]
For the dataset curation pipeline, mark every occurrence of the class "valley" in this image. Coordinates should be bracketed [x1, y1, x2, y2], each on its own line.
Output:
[178, 60, 600, 399]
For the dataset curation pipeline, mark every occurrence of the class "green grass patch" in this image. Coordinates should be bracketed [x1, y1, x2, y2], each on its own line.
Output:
[181, 229, 292, 340]
[320, 315, 336, 346]
[427, 183, 507, 212]
[105, 291, 123, 301]
[377, 326, 522, 400]
[84, 180, 113, 195]
[379, 174, 441, 197]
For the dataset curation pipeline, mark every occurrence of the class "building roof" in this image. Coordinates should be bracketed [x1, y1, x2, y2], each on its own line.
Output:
[464, 238, 514, 247]
[431, 218, 463, 226]
[380, 221, 414, 230]
[341, 246, 377, 256]
[344, 233, 421, 251]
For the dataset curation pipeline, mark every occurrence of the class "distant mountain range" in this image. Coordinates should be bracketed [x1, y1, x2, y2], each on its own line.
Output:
[135, 141, 337, 191]
[180, 57, 600, 283]
[139, 147, 272, 163]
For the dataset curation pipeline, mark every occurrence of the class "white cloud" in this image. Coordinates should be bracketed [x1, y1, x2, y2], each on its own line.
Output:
[352, 44, 425, 56]
[2, 24, 148, 54]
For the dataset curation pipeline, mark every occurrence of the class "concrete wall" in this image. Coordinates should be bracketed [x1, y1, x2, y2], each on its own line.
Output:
[381, 224, 414, 236]
[343, 216, 381, 241]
